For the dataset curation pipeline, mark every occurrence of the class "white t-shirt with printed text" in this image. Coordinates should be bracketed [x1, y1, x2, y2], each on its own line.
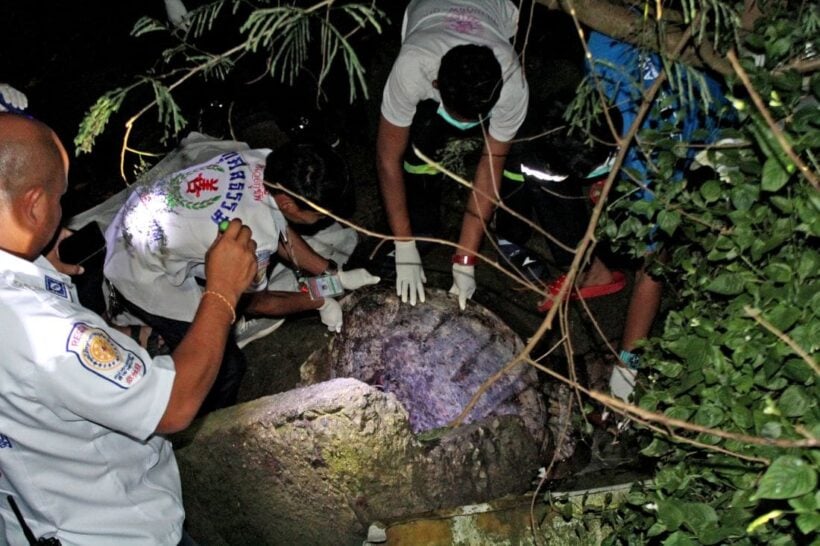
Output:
[104, 149, 288, 322]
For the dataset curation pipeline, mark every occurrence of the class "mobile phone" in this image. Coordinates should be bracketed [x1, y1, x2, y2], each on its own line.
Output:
[300, 274, 345, 300]
[59, 222, 106, 265]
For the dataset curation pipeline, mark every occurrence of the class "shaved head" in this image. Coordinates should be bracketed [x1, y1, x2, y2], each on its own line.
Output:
[0, 113, 69, 258]
[0, 113, 67, 204]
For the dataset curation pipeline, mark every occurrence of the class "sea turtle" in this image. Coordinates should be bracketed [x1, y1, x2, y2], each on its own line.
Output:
[302, 286, 548, 446]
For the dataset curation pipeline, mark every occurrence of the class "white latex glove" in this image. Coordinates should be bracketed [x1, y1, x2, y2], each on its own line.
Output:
[395, 241, 426, 306]
[448, 264, 475, 311]
[318, 298, 342, 333]
[0, 84, 28, 112]
[164, 0, 191, 30]
[338, 268, 380, 291]
[609, 365, 638, 403]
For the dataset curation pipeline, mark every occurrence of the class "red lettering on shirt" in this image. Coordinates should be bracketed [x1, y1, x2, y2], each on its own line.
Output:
[186, 173, 219, 197]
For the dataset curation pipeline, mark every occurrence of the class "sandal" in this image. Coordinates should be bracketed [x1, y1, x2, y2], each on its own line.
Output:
[538, 270, 626, 312]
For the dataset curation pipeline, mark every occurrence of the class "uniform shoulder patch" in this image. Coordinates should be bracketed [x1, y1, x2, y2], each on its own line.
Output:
[44, 275, 69, 299]
[66, 323, 147, 389]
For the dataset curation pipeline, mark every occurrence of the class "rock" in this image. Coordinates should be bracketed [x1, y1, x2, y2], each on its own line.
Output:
[176, 378, 541, 545]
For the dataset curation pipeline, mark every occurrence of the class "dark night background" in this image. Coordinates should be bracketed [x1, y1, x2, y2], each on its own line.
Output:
[1, 3, 169, 214]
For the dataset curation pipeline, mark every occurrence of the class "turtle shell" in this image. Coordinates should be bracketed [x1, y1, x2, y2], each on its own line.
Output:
[325, 286, 546, 443]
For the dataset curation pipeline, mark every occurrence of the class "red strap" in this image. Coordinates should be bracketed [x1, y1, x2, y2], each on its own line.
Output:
[452, 254, 477, 266]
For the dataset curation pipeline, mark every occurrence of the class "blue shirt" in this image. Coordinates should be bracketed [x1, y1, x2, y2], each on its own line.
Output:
[586, 31, 730, 199]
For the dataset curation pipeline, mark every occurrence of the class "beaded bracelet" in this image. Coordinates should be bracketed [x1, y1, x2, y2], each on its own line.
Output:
[202, 290, 236, 324]
[619, 349, 641, 370]
[452, 254, 477, 266]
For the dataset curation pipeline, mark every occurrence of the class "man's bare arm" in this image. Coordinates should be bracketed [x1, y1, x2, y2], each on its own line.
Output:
[376, 115, 413, 239]
[457, 134, 511, 255]
[276, 226, 331, 276]
[156, 220, 257, 434]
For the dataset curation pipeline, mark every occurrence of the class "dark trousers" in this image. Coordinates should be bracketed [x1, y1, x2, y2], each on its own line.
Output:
[178, 529, 199, 546]
[495, 172, 590, 270]
[119, 294, 247, 416]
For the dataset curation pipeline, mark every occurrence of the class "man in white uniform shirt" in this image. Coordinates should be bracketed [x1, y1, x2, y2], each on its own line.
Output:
[377, 0, 528, 309]
[0, 113, 257, 545]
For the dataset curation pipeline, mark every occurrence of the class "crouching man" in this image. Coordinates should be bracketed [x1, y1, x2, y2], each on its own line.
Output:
[103, 145, 379, 415]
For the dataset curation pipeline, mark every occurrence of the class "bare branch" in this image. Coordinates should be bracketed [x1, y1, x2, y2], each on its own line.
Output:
[726, 49, 820, 190]
[745, 306, 820, 376]
[535, 0, 733, 75]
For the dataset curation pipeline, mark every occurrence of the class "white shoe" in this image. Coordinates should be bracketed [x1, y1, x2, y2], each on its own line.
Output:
[235, 316, 285, 349]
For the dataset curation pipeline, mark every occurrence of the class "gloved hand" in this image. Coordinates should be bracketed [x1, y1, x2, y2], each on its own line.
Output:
[0, 84, 28, 112]
[318, 298, 342, 333]
[448, 264, 475, 311]
[163, 0, 191, 30]
[609, 365, 637, 403]
[395, 241, 426, 306]
[338, 268, 380, 291]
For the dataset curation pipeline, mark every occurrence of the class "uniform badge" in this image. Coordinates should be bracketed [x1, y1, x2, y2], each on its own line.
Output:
[67, 323, 147, 389]
[45, 275, 69, 299]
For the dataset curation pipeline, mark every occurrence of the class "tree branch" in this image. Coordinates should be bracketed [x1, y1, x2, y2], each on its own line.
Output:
[726, 49, 820, 190]
[535, 0, 733, 75]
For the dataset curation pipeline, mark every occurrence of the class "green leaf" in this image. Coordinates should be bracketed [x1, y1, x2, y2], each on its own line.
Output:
[778, 385, 814, 417]
[700, 180, 723, 202]
[761, 157, 792, 191]
[753, 456, 818, 500]
[682, 502, 718, 531]
[763, 262, 793, 283]
[647, 522, 667, 537]
[770, 195, 794, 213]
[764, 304, 800, 331]
[666, 336, 711, 367]
[782, 358, 814, 384]
[665, 406, 694, 422]
[797, 250, 820, 280]
[760, 421, 782, 439]
[705, 274, 745, 295]
[788, 492, 818, 513]
[697, 522, 738, 545]
[694, 404, 726, 427]
[654, 360, 684, 378]
[662, 531, 697, 546]
[731, 185, 758, 211]
[658, 209, 681, 235]
[730, 403, 754, 428]
[767, 36, 792, 59]
[657, 498, 686, 530]
[796, 512, 820, 534]
[641, 438, 672, 457]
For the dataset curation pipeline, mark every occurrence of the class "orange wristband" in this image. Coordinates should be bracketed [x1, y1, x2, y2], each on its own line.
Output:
[202, 290, 236, 324]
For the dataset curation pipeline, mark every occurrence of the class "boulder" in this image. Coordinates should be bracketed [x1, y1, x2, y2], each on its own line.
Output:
[176, 378, 541, 545]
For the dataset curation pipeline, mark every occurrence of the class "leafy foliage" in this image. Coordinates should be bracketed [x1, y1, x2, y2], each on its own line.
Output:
[74, 0, 386, 161]
[568, 1, 820, 544]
